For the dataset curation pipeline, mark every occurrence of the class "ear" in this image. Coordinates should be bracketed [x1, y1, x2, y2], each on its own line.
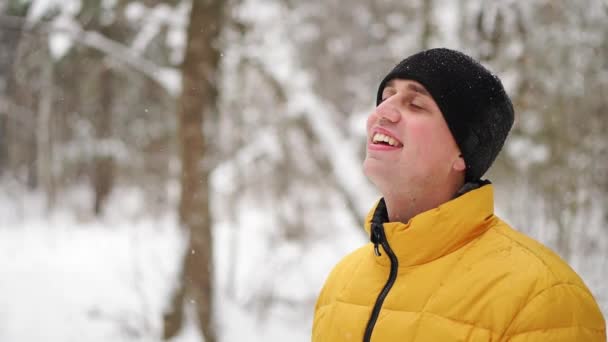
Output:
[452, 155, 466, 172]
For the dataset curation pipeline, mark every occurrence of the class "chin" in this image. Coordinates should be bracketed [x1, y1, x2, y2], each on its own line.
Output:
[363, 160, 392, 189]
[362, 158, 376, 179]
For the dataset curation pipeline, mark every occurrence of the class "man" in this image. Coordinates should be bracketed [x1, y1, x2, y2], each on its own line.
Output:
[312, 48, 606, 341]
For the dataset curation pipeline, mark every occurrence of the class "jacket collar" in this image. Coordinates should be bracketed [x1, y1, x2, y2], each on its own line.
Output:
[364, 184, 496, 267]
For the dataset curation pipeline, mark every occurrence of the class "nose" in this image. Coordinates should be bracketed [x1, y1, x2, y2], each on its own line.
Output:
[374, 100, 401, 124]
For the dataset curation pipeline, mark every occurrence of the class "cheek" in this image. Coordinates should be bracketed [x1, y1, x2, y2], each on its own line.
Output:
[406, 122, 434, 151]
[366, 113, 376, 133]
[407, 121, 455, 162]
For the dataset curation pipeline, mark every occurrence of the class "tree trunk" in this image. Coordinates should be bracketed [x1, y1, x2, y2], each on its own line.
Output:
[0, 7, 24, 176]
[36, 53, 56, 210]
[0, 115, 6, 175]
[420, 0, 434, 50]
[92, 64, 114, 215]
[163, 0, 224, 341]
[88, 4, 129, 216]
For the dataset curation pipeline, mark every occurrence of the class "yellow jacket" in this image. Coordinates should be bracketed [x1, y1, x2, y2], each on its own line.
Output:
[313, 185, 606, 341]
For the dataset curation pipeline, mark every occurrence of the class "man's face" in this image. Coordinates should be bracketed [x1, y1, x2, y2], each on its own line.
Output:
[363, 79, 464, 196]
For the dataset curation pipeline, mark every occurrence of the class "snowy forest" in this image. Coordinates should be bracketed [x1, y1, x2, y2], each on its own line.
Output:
[0, 0, 606, 341]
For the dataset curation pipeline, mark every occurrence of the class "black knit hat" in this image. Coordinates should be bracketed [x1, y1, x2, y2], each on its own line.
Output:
[376, 48, 514, 181]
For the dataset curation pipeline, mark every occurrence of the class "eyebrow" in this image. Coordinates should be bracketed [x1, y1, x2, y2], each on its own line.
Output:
[385, 80, 431, 97]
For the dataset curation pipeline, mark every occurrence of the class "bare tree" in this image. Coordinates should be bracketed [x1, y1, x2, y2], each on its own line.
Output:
[0, 1, 30, 175]
[163, 1, 224, 341]
[420, 0, 434, 50]
[36, 46, 56, 210]
[77, 1, 132, 215]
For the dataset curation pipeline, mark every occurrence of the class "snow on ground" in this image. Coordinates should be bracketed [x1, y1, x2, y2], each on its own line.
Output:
[0, 185, 355, 342]
[0, 189, 184, 342]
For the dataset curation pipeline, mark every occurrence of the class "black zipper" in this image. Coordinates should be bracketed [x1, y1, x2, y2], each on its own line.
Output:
[363, 220, 399, 342]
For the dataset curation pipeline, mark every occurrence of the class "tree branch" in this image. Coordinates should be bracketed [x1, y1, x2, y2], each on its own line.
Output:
[0, 14, 181, 96]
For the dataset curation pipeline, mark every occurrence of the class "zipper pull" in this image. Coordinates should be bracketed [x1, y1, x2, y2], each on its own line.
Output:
[371, 223, 382, 257]
[374, 243, 381, 257]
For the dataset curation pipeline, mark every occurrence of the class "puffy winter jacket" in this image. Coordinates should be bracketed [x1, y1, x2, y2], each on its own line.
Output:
[312, 185, 606, 341]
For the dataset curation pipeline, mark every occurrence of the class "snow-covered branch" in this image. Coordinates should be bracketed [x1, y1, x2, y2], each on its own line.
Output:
[0, 14, 181, 96]
[73, 29, 181, 96]
[250, 55, 377, 216]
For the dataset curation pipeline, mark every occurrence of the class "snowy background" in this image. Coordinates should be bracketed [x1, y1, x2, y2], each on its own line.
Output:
[1, 0, 607, 341]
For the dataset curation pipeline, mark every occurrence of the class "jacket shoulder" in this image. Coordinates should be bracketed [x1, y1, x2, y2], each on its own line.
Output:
[488, 218, 586, 287]
[482, 219, 606, 339]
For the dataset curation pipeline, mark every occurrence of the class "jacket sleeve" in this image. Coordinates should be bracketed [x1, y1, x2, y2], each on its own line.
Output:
[312, 262, 340, 341]
[501, 283, 606, 341]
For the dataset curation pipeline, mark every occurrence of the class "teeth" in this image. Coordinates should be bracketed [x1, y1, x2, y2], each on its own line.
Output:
[372, 133, 401, 147]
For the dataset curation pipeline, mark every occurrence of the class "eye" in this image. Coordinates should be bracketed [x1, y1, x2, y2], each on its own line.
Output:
[381, 89, 396, 101]
[410, 100, 425, 110]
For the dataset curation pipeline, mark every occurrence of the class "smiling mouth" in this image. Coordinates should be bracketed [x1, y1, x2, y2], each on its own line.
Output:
[372, 133, 403, 147]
